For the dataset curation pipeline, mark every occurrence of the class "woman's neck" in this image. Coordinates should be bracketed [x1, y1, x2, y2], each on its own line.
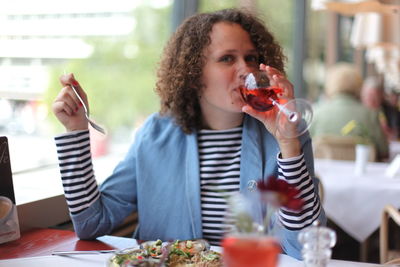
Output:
[201, 111, 244, 130]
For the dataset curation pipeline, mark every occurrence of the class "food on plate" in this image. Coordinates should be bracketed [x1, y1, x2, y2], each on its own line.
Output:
[168, 240, 222, 267]
[141, 239, 164, 258]
[167, 240, 221, 267]
[107, 239, 222, 267]
[108, 248, 151, 267]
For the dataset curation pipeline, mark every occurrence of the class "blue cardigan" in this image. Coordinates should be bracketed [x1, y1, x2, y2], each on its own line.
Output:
[70, 113, 325, 259]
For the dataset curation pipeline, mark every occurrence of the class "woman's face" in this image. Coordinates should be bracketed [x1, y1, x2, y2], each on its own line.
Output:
[200, 22, 259, 117]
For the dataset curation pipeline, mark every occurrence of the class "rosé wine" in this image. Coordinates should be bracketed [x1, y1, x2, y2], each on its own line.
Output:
[240, 86, 284, 112]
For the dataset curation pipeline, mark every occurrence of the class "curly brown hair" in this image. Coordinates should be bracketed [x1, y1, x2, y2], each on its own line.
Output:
[155, 8, 286, 134]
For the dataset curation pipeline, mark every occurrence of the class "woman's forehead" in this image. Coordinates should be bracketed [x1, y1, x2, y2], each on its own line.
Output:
[207, 22, 254, 49]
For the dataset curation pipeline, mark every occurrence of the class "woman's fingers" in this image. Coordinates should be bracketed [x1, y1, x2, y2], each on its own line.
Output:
[53, 99, 74, 117]
[53, 74, 90, 131]
[54, 86, 81, 115]
[263, 65, 294, 99]
[59, 73, 89, 107]
[59, 73, 75, 87]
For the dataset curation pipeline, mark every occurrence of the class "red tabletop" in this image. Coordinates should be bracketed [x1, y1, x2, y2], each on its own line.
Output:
[0, 228, 116, 260]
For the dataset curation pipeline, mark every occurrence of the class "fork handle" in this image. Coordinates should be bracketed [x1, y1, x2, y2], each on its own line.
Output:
[70, 84, 89, 115]
[52, 250, 116, 255]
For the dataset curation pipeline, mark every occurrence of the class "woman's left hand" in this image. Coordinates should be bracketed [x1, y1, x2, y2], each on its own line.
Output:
[242, 64, 301, 158]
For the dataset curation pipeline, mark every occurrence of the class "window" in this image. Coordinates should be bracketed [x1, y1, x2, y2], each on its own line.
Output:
[0, 0, 172, 207]
[0, 0, 302, 229]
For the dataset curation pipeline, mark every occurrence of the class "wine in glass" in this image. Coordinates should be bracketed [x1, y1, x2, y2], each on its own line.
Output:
[239, 71, 313, 138]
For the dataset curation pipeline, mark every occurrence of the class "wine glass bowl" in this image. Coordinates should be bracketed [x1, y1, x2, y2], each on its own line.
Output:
[240, 72, 284, 112]
[239, 71, 313, 138]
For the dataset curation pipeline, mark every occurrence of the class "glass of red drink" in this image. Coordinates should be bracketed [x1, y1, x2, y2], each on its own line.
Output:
[239, 71, 313, 138]
[239, 71, 284, 112]
[222, 235, 281, 267]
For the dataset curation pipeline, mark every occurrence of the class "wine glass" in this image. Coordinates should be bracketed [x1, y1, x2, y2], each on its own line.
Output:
[239, 71, 313, 138]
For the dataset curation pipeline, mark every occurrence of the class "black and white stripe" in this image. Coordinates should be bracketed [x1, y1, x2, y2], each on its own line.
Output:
[277, 154, 321, 230]
[53, 128, 320, 235]
[198, 127, 242, 246]
[55, 130, 100, 215]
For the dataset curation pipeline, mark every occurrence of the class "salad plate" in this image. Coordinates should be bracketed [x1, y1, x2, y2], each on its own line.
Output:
[107, 239, 222, 267]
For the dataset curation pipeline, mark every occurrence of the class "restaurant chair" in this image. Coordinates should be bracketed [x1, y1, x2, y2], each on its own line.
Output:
[380, 204, 400, 264]
[384, 258, 400, 265]
[313, 135, 376, 162]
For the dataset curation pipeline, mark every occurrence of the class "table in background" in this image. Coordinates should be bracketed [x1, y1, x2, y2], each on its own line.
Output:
[315, 158, 400, 261]
[315, 159, 400, 243]
[389, 140, 400, 161]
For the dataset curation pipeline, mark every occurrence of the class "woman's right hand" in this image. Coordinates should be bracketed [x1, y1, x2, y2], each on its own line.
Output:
[52, 73, 89, 132]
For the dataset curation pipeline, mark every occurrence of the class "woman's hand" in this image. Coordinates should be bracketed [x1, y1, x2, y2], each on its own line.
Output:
[242, 64, 301, 158]
[52, 73, 89, 132]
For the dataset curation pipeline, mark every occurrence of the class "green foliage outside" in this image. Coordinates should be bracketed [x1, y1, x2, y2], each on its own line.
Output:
[44, 5, 171, 137]
[44, 1, 294, 137]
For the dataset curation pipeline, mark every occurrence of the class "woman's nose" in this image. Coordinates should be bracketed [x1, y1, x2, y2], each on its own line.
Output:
[237, 65, 253, 81]
[237, 59, 257, 79]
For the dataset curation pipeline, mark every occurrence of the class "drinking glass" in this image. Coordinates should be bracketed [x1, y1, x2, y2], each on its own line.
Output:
[222, 235, 281, 267]
[240, 71, 313, 138]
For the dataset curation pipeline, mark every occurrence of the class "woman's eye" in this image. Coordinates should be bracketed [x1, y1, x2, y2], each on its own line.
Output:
[220, 55, 234, 63]
[246, 55, 258, 63]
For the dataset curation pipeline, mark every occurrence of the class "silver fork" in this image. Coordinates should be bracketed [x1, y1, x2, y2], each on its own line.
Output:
[52, 249, 117, 255]
[69, 84, 106, 135]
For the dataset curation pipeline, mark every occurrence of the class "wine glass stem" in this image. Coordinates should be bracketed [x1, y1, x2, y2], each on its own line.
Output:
[270, 98, 298, 122]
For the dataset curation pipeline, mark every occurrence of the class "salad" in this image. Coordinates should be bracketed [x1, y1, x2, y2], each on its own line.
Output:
[108, 239, 222, 267]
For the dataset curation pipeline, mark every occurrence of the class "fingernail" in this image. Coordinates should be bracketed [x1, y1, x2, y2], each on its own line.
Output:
[79, 102, 83, 107]
[72, 80, 79, 86]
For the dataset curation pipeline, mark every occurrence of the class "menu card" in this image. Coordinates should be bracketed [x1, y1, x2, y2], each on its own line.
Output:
[0, 136, 20, 244]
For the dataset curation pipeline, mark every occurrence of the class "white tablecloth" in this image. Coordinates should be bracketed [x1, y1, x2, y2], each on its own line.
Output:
[0, 253, 387, 267]
[315, 158, 400, 242]
[389, 140, 400, 161]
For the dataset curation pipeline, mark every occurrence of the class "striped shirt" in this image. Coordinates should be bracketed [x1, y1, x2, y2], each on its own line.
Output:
[54, 129, 321, 242]
[55, 130, 100, 215]
[277, 154, 322, 230]
[198, 127, 242, 246]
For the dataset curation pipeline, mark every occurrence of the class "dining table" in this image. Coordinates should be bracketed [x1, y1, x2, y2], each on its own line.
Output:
[0, 228, 394, 267]
[314, 158, 400, 243]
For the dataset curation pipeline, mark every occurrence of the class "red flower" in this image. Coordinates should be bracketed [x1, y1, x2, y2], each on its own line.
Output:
[257, 176, 304, 210]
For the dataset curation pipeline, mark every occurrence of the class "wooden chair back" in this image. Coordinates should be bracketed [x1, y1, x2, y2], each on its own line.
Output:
[313, 135, 376, 162]
[380, 205, 400, 264]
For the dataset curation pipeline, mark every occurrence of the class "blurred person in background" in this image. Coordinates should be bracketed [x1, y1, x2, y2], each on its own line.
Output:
[361, 76, 384, 111]
[310, 62, 389, 161]
[382, 91, 400, 140]
[361, 76, 400, 141]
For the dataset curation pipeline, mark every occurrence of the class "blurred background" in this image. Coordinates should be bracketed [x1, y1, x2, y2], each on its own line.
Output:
[0, 0, 301, 177]
[0, 0, 399, 199]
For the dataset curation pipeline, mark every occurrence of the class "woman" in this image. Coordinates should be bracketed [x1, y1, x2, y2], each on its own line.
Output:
[52, 8, 324, 259]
